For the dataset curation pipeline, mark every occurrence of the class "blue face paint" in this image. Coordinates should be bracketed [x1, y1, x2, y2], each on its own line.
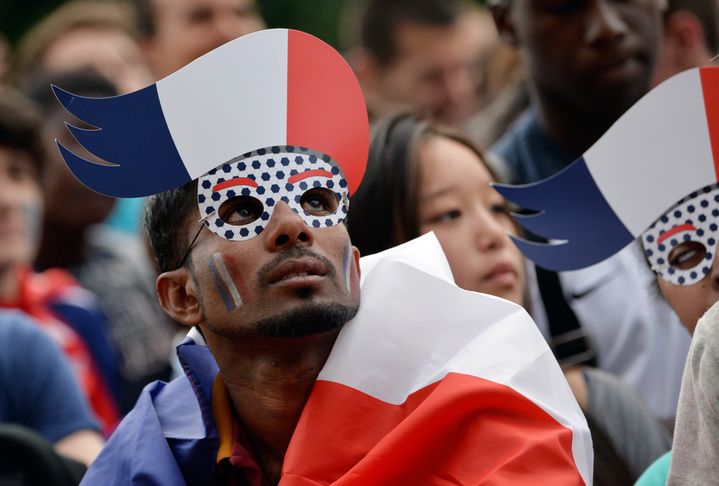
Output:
[208, 254, 235, 312]
[342, 240, 352, 292]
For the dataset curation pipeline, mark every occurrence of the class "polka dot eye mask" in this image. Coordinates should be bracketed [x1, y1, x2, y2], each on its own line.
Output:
[641, 183, 719, 286]
[197, 146, 349, 241]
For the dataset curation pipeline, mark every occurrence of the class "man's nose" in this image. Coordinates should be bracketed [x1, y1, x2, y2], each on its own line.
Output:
[585, 0, 628, 47]
[263, 201, 313, 251]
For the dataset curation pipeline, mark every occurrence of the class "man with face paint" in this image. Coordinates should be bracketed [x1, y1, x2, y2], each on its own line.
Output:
[59, 29, 592, 485]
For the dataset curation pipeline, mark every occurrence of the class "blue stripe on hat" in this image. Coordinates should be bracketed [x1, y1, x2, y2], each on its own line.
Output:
[52, 84, 190, 197]
[493, 157, 634, 271]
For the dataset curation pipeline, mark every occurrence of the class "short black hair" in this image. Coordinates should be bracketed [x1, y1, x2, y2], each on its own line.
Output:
[666, 0, 719, 53]
[360, 0, 463, 66]
[144, 180, 198, 273]
[0, 89, 46, 179]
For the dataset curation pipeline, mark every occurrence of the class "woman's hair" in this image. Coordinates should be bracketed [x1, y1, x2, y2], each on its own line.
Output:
[348, 112, 496, 256]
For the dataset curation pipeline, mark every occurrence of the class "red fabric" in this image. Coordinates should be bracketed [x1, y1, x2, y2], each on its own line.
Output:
[282, 372, 584, 485]
[0, 267, 119, 435]
[286, 29, 369, 196]
[700, 67, 719, 181]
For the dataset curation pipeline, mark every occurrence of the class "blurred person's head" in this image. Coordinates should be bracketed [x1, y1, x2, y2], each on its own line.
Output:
[0, 89, 45, 273]
[354, 0, 492, 127]
[134, 0, 265, 79]
[491, 0, 664, 132]
[349, 113, 525, 304]
[653, 0, 718, 85]
[24, 69, 118, 233]
[13, 0, 152, 94]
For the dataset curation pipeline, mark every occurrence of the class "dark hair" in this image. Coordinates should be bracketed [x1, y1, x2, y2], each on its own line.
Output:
[132, 0, 155, 37]
[23, 68, 118, 115]
[666, 0, 719, 53]
[144, 180, 198, 273]
[348, 112, 495, 256]
[360, 0, 463, 66]
[0, 89, 46, 178]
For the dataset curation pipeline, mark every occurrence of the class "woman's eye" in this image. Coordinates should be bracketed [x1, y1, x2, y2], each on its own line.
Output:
[490, 203, 511, 217]
[435, 209, 461, 223]
[300, 188, 338, 216]
[668, 241, 706, 270]
[218, 196, 263, 225]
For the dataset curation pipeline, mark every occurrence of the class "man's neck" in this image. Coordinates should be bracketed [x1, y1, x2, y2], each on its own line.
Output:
[205, 330, 339, 484]
[533, 88, 613, 158]
[0, 264, 19, 301]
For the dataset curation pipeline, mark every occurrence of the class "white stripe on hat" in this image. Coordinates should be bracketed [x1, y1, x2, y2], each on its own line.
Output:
[585, 68, 717, 236]
[157, 29, 289, 179]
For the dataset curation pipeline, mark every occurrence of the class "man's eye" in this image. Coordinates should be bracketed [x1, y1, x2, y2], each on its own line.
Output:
[218, 196, 263, 225]
[300, 188, 338, 216]
[668, 241, 706, 270]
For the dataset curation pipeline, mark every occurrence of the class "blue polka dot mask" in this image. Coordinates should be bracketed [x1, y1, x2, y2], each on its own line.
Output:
[197, 146, 349, 241]
[641, 183, 719, 286]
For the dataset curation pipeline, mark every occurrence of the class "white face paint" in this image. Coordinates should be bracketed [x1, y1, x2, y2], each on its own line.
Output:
[197, 146, 349, 241]
[641, 183, 719, 286]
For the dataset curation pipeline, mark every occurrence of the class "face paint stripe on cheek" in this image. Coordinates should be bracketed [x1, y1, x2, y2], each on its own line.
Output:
[220, 254, 249, 304]
[212, 253, 243, 309]
[208, 254, 236, 312]
[23, 203, 42, 247]
[342, 240, 351, 291]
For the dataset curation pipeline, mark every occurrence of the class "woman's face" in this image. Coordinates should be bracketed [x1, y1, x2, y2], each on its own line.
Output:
[417, 135, 525, 304]
[657, 247, 719, 334]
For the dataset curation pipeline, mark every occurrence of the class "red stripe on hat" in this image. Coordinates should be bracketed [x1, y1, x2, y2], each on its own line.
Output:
[286, 29, 369, 195]
[282, 372, 584, 485]
[700, 67, 719, 181]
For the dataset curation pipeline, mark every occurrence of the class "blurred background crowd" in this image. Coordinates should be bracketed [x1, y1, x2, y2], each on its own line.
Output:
[0, 0, 717, 484]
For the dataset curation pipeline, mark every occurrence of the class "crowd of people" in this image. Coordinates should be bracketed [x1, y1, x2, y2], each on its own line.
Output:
[0, 0, 717, 484]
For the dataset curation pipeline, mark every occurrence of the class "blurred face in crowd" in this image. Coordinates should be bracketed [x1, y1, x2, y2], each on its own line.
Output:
[40, 26, 153, 94]
[368, 17, 483, 126]
[0, 147, 42, 268]
[417, 135, 525, 304]
[144, 0, 265, 78]
[494, 0, 663, 123]
[42, 113, 115, 230]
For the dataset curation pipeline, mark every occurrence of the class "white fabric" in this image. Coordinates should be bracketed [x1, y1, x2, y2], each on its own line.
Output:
[323, 233, 593, 485]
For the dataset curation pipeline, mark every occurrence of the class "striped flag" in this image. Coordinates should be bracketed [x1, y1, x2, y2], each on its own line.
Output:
[281, 234, 592, 485]
[52, 29, 368, 198]
[495, 67, 719, 271]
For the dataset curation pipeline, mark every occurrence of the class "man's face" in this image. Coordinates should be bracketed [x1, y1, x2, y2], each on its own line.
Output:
[0, 147, 43, 268]
[498, 0, 663, 122]
[371, 18, 482, 126]
[145, 0, 265, 79]
[181, 168, 361, 339]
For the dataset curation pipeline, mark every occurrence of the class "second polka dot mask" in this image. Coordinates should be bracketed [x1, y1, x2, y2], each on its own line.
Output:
[641, 183, 719, 286]
[197, 146, 349, 241]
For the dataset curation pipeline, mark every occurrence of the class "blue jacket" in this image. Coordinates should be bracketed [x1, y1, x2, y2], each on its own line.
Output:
[81, 330, 221, 485]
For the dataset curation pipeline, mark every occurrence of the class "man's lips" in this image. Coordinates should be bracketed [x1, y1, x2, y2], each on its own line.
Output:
[267, 258, 328, 286]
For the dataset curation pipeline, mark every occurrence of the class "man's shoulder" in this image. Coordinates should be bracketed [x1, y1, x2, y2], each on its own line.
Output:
[81, 375, 212, 484]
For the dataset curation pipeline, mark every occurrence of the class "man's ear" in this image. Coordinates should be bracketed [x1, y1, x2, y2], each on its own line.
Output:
[157, 268, 203, 327]
[665, 11, 708, 57]
[349, 46, 382, 91]
[490, 2, 519, 47]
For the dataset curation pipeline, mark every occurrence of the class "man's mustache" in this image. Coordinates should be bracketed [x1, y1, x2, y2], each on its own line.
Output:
[257, 245, 337, 286]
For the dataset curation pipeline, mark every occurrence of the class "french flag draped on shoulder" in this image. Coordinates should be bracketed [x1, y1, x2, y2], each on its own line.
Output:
[281, 234, 593, 485]
[494, 67, 719, 271]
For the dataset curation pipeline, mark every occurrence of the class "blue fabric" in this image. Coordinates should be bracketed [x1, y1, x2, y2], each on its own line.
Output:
[492, 108, 575, 185]
[80, 337, 221, 485]
[635, 451, 670, 485]
[0, 310, 99, 442]
[52, 84, 190, 197]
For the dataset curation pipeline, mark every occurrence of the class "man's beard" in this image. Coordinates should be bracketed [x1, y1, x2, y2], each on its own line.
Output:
[252, 301, 359, 337]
